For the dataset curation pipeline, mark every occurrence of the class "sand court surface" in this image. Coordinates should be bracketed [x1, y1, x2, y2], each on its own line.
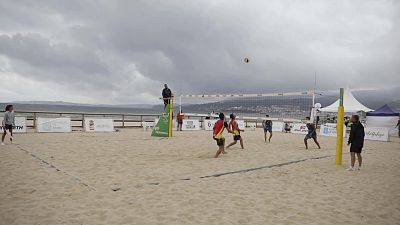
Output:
[1, 129, 399, 224]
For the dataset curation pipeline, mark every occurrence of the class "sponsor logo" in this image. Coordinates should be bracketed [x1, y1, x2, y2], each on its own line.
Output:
[89, 120, 95, 130]
[322, 126, 336, 135]
[293, 125, 307, 132]
[0, 125, 24, 130]
[185, 121, 196, 129]
[366, 131, 384, 138]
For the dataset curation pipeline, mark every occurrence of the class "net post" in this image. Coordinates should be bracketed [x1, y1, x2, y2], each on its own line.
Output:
[169, 96, 174, 138]
[335, 88, 344, 165]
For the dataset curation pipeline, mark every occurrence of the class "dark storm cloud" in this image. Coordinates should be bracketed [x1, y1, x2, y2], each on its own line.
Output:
[0, 33, 107, 75]
[0, 0, 399, 103]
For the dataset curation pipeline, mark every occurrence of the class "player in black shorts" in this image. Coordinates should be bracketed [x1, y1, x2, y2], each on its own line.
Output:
[213, 113, 233, 158]
[2, 105, 15, 145]
[262, 115, 273, 142]
[226, 113, 244, 149]
[304, 117, 321, 150]
[347, 115, 365, 171]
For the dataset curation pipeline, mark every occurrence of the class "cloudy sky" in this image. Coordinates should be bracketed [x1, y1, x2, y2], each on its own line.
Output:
[0, 0, 399, 104]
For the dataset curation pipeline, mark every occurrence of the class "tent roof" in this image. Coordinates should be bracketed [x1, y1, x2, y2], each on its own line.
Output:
[320, 88, 372, 113]
[366, 104, 399, 116]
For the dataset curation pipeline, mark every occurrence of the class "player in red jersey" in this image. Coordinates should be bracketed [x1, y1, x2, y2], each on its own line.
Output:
[226, 113, 244, 149]
[213, 112, 233, 158]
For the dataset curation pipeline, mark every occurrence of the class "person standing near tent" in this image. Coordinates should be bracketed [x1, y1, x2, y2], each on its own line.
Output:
[162, 84, 172, 108]
[304, 116, 321, 150]
[347, 115, 365, 171]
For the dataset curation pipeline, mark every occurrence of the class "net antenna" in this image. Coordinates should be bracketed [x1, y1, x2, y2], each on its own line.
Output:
[310, 72, 317, 122]
[313, 71, 317, 107]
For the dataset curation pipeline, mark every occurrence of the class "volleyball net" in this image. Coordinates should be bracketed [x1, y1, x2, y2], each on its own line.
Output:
[179, 91, 314, 120]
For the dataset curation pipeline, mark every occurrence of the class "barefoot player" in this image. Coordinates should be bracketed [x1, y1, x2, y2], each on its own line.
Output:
[213, 112, 232, 158]
[226, 113, 244, 149]
[304, 116, 321, 150]
[262, 115, 273, 142]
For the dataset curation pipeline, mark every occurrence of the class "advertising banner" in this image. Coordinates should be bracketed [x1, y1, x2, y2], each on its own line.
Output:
[36, 117, 71, 133]
[204, 120, 218, 131]
[291, 123, 308, 134]
[0, 117, 26, 133]
[272, 122, 284, 132]
[182, 120, 201, 131]
[237, 120, 245, 131]
[320, 124, 347, 137]
[84, 118, 114, 132]
[364, 127, 389, 142]
[366, 116, 398, 136]
[152, 104, 171, 137]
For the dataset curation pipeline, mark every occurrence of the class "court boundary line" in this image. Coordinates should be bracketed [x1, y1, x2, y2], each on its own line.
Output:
[14, 144, 96, 191]
[10, 144, 335, 190]
[147, 155, 335, 186]
[191, 155, 334, 180]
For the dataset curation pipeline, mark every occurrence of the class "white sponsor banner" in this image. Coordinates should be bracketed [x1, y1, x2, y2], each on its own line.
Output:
[142, 121, 154, 127]
[366, 116, 398, 136]
[37, 117, 71, 133]
[364, 127, 389, 142]
[182, 119, 201, 131]
[272, 121, 284, 132]
[320, 124, 346, 137]
[237, 120, 245, 131]
[84, 118, 114, 132]
[291, 123, 308, 134]
[204, 119, 218, 131]
[0, 117, 26, 133]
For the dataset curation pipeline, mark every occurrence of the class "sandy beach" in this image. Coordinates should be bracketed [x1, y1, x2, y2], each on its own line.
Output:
[0, 129, 399, 225]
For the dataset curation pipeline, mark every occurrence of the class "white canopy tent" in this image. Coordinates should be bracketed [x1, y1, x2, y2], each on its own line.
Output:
[320, 88, 372, 113]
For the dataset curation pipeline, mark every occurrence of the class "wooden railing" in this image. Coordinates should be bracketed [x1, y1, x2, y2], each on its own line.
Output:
[14, 111, 160, 129]
[13, 111, 305, 130]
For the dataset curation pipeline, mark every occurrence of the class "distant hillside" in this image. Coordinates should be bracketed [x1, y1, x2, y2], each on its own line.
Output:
[11, 101, 154, 109]
[0, 103, 159, 114]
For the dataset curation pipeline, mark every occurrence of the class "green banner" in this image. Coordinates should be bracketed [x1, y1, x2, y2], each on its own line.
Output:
[151, 104, 171, 137]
